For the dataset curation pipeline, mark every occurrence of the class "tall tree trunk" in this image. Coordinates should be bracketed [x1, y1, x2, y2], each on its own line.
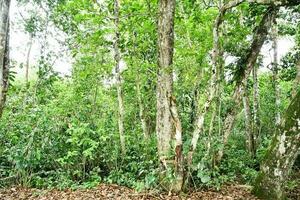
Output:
[136, 73, 149, 139]
[242, 79, 255, 157]
[0, 0, 10, 117]
[114, 0, 126, 155]
[156, 0, 183, 192]
[215, 7, 278, 163]
[252, 65, 260, 148]
[253, 91, 300, 200]
[208, 47, 225, 164]
[272, 22, 281, 126]
[25, 35, 33, 84]
[132, 32, 150, 140]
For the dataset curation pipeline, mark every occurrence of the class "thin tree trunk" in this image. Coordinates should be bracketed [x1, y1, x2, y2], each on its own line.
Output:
[0, 0, 10, 117]
[136, 74, 149, 139]
[114, 0, 126, 155]
[187, 3, 222, 165]
[156, 0, 183, 192]
[186, 0, 296, 167]
[208, 47, 224, 161]
[242, 79, 255, 157]
[252, 65, 260, 148]
[132, 32, 150, 140]
[207, 107, 217, 152]
[25, 35, 33, 84]
[253, 91, 300, 200]
[215, 7, 278, 163]
[272, 22, 281, 126]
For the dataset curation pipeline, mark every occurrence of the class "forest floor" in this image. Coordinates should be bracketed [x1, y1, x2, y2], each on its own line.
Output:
[0, 184, 260, 200]
[1, 181, 299, 200]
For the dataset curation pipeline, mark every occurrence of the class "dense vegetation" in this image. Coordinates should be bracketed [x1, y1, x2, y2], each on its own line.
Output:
[0, 0, 300, 199]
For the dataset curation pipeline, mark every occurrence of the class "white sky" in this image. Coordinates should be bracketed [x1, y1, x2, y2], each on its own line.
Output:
[10, 0, 72, 80]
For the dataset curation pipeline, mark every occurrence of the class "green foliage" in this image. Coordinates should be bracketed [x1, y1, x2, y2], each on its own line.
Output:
[1, 0, 299, 194]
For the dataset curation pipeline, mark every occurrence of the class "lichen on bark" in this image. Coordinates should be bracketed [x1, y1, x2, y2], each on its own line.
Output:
[253, 91, 300, 200]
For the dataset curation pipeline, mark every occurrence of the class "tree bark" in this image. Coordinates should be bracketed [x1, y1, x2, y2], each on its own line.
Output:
[25, 35, 33, 84]
[136, 73, 149, 140]
[215, 7, 278, 163]
[156, 0, 183, 192]
[114, 0, 126, 155]
[252, 65, 260, 148]
[242, 79, 255, 157]
[0, 0, 10, 117]
[272, 22, 281, 126]
[253, 91, 300, 200]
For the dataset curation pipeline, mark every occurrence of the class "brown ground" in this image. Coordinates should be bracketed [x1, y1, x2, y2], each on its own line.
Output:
[0, 184, 259, 200]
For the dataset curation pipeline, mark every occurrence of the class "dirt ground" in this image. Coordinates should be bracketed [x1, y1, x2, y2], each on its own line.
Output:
[0, 184, 260, 200]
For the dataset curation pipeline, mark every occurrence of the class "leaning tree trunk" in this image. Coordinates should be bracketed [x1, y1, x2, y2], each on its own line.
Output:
[0, 0, 10, 118]
[186, 0, 284, 167]
[253, 91, 300, 200]
[215, 7, 278, 163]
[114, 0, 126, 155]
[156, 0, 184, 192]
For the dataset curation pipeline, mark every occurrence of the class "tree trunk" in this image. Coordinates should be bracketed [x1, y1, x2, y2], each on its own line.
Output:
[25, 35, 33, 84]
[187, 3, 222, 166]
[242, 79, 255, 157]
[136, 73, 149, 140]
[132, 31, 150, 140]
[156, 0, 183, 192]
[252, 65, 260, 148]
[215, 7, 278, 163]
[253, 91, 300, 200]
[0, 0, 10, 117]
[114, 0, 126, 155]
[272, 22, 281, 126]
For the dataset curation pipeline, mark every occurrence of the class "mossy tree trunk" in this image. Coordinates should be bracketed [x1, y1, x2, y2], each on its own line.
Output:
[253, 91, 300, 200]
[0, 0, 10, 118]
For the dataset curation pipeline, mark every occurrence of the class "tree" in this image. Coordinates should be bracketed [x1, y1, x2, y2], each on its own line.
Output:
[271, 20, 281, 126]
[242, 79, 255, 157]
[156, 0, 184, 192]
[114, 0, 126, 155]
[253, 90, 300, 199]
[216, 6, 278, 162]
[252, 64, 260, 151]
[0, 0, 10, 117]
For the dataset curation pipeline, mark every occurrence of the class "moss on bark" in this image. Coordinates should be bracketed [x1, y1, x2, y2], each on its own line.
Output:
[253, 91, 300, 200]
